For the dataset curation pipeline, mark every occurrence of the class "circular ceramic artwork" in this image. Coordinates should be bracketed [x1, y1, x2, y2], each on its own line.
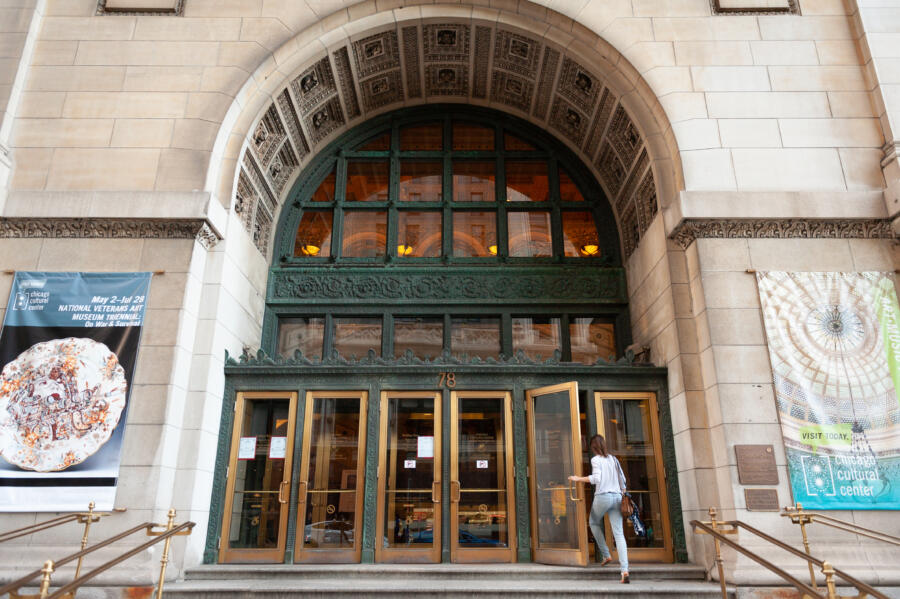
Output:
[0, 338, 127, 472]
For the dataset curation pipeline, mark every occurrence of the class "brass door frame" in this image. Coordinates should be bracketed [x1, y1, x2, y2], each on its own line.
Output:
[219, 391, 298, 564]
[594, 391, 673, 563]
[526, 382, 588, 566]
[294, 391, 368, 563]
[449, 391, 516, 563]
[375, 390, 442, 563]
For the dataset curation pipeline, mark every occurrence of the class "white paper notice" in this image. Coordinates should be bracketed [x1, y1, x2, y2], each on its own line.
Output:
[238, 437, 257, 460]
[404, 460, 416, 469]
[476, 460, 488, 469]
[417, 436, 434, 458]
[269, 436, 287, 459]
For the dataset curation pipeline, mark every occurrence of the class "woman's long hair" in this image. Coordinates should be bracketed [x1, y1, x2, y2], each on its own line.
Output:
[589, 434, 608, 457]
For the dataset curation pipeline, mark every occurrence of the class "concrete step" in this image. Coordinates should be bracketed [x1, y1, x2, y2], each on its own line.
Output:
[183, 562, 708, 582]
[165, 563, 733, 599]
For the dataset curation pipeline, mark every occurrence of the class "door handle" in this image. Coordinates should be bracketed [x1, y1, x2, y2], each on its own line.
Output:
[297, 481, 308, 504]
[568, 480, 582, 502]
[278, 480, 290, 504]
[432, 481, 441, 504]
[450, 480, 461, 503]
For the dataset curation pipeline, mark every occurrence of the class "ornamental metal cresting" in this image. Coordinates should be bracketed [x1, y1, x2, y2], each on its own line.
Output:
[756, 271, 900, 510]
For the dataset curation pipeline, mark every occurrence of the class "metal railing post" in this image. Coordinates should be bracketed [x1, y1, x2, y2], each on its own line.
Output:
[154, 509, 177, 599]
[708, 507, 729, 599]
[38, 561, 54, 599]
[822, 561, 837, 599]
[792, 502, 818, 590]
[73, 502, 96, 581]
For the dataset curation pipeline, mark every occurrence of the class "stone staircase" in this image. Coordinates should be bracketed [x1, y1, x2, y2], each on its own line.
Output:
[164, 563, 732, 598]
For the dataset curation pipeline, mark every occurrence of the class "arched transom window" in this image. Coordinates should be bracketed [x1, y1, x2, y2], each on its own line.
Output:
[285, 112, 619, 265]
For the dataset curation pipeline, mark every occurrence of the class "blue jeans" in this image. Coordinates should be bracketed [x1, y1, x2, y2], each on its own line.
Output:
[589, 492, 629, 573]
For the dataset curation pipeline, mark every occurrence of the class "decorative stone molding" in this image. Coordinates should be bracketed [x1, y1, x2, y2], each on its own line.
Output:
[669, 218, 895, 249]
[236, 19, 660, 260]
[0, 217, 222, 248]
[96, 0, 184, 15]
[882, 141, 900, 169]
[710, 0, 798, 15]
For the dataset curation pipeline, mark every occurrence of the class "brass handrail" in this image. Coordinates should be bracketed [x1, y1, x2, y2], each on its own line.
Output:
[782, 502, 900, 592]
[4, 508, 194, 599]
[691, 507, 888, 599]
[0, 503, 122, 545]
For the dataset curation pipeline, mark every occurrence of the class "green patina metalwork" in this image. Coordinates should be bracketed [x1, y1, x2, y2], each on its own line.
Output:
[204, 106, 687, 565]
[203, 351, 686, 565]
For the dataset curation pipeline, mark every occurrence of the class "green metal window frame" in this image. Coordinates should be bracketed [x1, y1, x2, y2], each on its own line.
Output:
[272, 106, 621, 266]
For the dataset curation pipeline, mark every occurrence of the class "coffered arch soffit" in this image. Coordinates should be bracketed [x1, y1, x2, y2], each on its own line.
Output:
[217, 3, 683, 261]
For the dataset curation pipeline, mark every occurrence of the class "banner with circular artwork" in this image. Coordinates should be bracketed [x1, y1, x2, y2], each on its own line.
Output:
[0, 272, 151, 511]
[756, 271, 900, 510]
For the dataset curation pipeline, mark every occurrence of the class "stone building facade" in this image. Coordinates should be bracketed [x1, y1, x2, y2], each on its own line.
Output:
[0, 0, 898, 590]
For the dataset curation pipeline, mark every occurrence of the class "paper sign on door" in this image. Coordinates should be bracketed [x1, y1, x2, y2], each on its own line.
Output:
[269, 436, 287, 459]
[417, 436, 434, 458]
[404, 460, 416, 469]
[476, 460, 488, 469]
[238, 437, 257, 460]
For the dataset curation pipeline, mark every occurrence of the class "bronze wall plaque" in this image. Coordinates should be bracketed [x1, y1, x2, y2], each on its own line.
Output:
[745, 488, 779, 511]
[735, 444, 778, 485]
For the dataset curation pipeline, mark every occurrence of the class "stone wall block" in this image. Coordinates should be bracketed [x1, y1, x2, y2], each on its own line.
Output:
[706, 91, 831, 118]
[747, 238, 854, 270]
[731, 148, 847, 190]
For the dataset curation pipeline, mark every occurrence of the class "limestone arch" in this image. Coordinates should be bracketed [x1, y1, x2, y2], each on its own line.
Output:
[206, 1, 684, 263]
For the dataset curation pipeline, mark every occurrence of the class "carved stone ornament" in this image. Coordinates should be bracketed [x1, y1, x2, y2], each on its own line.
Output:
[236, 19, 661, 259]
[0, 217, 222, 249]
[669, 218, 895, 249]
[224, 347, 645, 369]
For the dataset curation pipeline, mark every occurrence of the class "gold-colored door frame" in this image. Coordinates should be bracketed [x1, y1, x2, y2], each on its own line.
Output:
[594, 391, 673, 563]
[375, 391, 442, 563]
[526, 382, 589, 566]
[294, 391, 368, 563]
[449, 391, 516, 563]
[219, 391, 298, 564]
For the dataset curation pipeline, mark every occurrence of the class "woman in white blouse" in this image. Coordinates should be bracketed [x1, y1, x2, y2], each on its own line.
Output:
[569, 434, 629, 584]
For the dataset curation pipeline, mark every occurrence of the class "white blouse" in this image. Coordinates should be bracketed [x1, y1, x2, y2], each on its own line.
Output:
[588, 454, 626, 495]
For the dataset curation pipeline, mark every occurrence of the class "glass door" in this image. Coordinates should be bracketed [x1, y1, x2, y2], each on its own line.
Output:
[595, 391, 673, 562]
[294, 391, 367, 563]
[376, 391, 442, 563]
[450, 391, 516, 563]
[219, 391, 298, 563]
[526, 382, 588, 566]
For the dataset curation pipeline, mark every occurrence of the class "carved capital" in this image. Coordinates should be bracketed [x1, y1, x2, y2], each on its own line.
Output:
[882, 141, 900, 169]
[669, 218, 895, 249]
[0, 217, 222, 248]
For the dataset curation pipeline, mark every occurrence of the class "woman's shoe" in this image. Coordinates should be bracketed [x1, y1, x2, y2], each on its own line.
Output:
[599, 557, 613, 566]
[620, 572, 630, 584]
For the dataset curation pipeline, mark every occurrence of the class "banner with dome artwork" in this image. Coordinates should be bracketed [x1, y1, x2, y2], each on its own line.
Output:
[0, 272, 151, 511]
[756, 272, 900, 510]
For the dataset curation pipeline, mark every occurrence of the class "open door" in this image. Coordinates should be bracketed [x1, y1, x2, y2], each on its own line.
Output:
[526, 382, 588, 566]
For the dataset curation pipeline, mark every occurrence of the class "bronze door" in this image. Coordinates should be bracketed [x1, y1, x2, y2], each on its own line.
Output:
[449, 391, 516, 563]
[526, 382, 588, 566]
[376, 391, 442, 563]
[219, 391, 298, 563]
[294, 391, 367, 563]
[595, 391, 673, 562]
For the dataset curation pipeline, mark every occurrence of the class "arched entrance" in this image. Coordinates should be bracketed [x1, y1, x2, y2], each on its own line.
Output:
[205, 106, 682, 566]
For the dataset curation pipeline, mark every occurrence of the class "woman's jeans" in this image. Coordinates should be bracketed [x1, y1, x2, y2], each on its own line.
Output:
[588, 492, 629, 572]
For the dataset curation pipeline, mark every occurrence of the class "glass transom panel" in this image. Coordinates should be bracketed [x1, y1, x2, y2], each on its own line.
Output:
[289, 116, 611, 263]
